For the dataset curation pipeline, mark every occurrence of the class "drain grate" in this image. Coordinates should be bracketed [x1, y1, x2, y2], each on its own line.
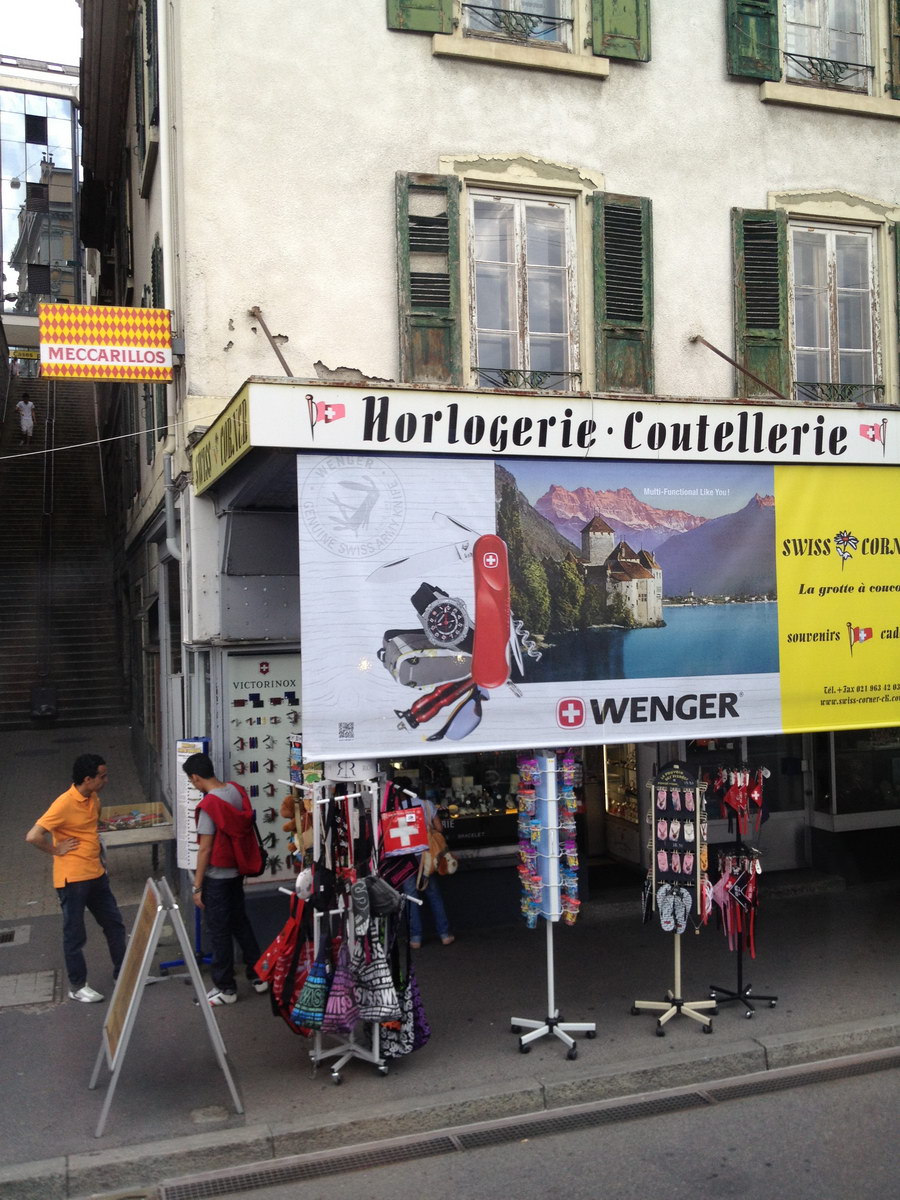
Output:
[162, 1137, 456, 1199]
[160, 1049, 900, 1200]
[706, 1050, 900, 1104]
[0, 926, 30, 948]
[458, 1091, 708, 1150]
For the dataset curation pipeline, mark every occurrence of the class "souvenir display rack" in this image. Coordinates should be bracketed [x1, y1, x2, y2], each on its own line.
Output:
[632, 762, 716, 1035]
[510, 750, 596, 1058]
[280, 775, 422, 1083]
[704, 766, 778, 1017]
[313, 779, 384, 1082]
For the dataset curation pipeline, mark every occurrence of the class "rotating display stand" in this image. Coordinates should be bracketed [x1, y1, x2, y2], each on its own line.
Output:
[510, 751, 596, 1058]
[709, 839, 778, 1018]
[632, 762, 717, 1035]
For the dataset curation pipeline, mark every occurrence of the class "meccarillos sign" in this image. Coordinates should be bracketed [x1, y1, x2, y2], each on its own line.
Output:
[192, 383, 895, 488]
[38, 303, 173, 382]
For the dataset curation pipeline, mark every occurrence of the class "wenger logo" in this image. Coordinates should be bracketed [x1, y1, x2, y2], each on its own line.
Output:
[557, 698, 585, 728]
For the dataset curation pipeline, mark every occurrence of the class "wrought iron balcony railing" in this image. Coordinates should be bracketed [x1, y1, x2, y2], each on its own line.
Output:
[794, 382, 885, 405]
[784, 51, 872, 92]
[463, 4, 573, 44]
[477, 367, 581, 391]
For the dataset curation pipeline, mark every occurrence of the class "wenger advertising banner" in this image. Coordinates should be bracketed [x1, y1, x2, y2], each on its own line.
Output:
[297, 453, 900, 760]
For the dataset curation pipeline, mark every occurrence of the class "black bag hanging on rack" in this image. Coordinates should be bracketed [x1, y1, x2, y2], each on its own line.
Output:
[381, 911, 430, 1059]
[310, 795, 338, 912]
[352, 919, 401, 1022]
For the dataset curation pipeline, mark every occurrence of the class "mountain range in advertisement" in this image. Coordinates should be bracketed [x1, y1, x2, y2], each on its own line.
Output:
[497, 466, 776, 599]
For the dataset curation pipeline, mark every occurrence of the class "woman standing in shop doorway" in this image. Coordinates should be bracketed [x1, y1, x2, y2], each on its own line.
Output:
[394, 778, 455, 949]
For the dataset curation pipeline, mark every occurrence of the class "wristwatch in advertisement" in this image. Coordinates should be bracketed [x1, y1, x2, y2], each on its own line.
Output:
[411, 583, 472, 649]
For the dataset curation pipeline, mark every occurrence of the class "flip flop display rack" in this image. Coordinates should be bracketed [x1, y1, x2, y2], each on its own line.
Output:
[632, 762, 717, 1035]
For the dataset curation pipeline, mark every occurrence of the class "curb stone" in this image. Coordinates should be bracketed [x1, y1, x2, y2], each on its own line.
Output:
[0, 1157, 67, 1200]
[759, 1012, 900, 1069]
[3, 1015, 896, 1199]
[65, 1127, 273, 1200]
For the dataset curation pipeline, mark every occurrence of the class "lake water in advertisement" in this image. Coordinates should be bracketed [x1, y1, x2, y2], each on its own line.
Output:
[526, 601, 779, 683]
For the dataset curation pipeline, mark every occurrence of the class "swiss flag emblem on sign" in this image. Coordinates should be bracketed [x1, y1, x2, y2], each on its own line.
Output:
[557, 697, 585, 728]
[381, 806, 430, 856]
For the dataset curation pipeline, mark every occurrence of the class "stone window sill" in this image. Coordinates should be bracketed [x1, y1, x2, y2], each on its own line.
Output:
[760, 81, 900, 121]
[432, 34, 609, 79]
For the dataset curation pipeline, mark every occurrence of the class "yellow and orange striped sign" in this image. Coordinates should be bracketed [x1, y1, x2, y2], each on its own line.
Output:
[39, 303, 173, 382]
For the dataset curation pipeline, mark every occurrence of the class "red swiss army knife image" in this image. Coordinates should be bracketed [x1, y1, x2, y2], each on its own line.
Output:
[371, 515, 540, 743]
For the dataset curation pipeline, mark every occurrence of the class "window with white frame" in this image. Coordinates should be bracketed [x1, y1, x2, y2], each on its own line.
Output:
[783, 0, 871, 92]
[464, 1, 573, 51]
[790, 223, 881, 403]
[469, 191, 579, 390]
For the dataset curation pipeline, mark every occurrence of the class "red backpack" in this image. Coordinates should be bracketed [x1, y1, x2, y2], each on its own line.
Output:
[196, 782, 268, 877]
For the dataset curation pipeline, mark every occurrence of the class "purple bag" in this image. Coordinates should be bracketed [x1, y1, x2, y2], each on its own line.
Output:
[409, 967, 431, 1051]
[321, 942, 359, 1035]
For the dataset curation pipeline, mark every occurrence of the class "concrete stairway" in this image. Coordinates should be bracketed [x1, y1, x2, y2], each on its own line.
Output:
[0, 378, 129, 728]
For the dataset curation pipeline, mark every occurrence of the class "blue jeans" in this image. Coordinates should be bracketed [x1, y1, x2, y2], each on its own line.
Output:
[402, 873, 451, 942]
[57, 873, 127, 989]
[202, 876, 262, 991]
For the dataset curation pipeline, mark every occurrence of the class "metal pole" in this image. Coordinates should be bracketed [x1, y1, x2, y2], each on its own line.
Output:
[688, 335, 786, 400]
[248, 306, 295, 377]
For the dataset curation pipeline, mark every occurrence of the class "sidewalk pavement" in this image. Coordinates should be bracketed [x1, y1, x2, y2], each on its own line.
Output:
[1, 726, 899, 1199]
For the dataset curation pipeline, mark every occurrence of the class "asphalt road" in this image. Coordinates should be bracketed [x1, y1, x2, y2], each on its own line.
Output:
[201, 1066, 899, 1200]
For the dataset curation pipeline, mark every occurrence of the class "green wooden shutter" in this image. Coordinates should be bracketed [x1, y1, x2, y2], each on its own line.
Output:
[592, 193, 654, 393]
[387, 0, 453, 33]
[591, 0, 650, 62]
[133, 18, 146, 162]
[890, 4, 900, 100]
[150, 237, 167, 440]
[150, 236, 164, 307]
[726, 0, 781, 80]
[396, 172, 462, 386]
[732, 208, 789, 399]
[144, 0, 160, 125]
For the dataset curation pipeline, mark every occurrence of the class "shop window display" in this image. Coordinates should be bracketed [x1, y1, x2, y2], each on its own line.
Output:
[813, 728, 900, 814]
[686, 735, 805, 816]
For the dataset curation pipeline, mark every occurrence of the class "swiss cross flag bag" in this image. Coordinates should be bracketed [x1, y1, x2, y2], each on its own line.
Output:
[379, 783, 429, 858]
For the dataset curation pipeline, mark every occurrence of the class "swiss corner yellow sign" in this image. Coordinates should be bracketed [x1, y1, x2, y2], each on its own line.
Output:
[775, 465, 900, 732]
[38, 303, 173, 382]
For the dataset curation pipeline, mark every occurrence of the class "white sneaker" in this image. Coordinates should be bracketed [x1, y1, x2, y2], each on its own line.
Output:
[69, 984, 105, 1003]
[206, 987, 237, 1006]
[251, 978, 269, 995]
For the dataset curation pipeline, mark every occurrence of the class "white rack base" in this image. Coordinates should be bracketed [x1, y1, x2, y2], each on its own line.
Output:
[510, 918, 596, 1059]
[631, 932, 717, 1035]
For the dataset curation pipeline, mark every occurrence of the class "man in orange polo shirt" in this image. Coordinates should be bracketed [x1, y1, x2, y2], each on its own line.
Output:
[26, 753, 127, 1003]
